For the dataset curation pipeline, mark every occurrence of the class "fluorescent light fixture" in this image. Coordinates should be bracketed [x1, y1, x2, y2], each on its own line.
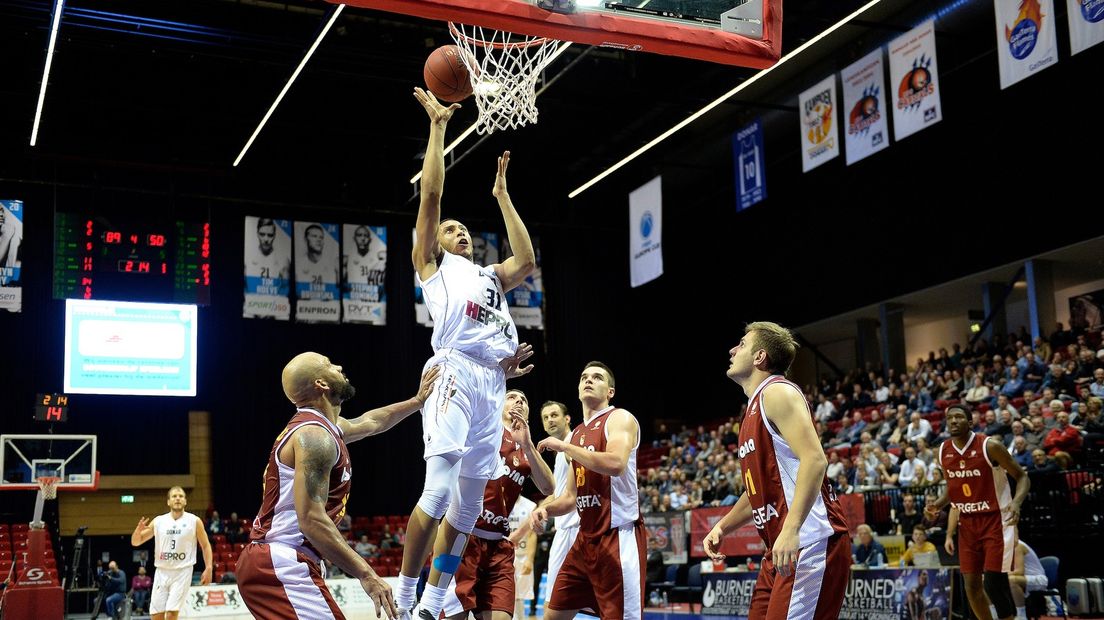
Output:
[30, 0, 66, 147]
[410, 40, 574, 184]
[568, 0, 884, 198]
[233, 3, 345, 167]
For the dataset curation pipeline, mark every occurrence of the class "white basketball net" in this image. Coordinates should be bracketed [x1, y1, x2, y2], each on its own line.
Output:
[448, 22, 565, 134]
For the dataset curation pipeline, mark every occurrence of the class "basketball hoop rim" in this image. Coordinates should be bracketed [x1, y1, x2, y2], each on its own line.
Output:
[37, 476, 62, 500]
[448, 22, 552, 50]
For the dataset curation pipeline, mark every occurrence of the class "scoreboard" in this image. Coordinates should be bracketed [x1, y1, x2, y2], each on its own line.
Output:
[54, 212, 211, 305]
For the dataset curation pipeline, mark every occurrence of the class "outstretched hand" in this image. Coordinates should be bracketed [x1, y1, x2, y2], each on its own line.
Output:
[500, 342, 534, 379]
[492, 151, 510, 199]
[416, 365, 442, 405]
[414, 87, 460, 125]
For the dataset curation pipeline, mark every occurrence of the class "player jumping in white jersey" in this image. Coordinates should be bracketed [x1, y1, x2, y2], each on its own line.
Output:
[131, 487, 214, 620]
[396, 87, 538, 620]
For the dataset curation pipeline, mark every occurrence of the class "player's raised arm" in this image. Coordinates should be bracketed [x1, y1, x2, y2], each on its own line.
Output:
[412, 88, 460, 282]
[489, 151, 536, 292]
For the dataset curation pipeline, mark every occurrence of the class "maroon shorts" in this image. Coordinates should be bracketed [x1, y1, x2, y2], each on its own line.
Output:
[444, 535, 515, 616]
[748, 531, 852, 620]
[237, 542, 345, 620]
[547, 522, 645, 619]
[958, 511, 1015, 574]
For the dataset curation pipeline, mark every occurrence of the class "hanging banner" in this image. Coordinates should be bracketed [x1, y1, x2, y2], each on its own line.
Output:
[413, 229, 433, 327]
[1068, 0, 1104, 54]
[843, 49, 891, 166]
[0, 200, 24, 313]
[996, 0, 1059, 89]
[644, 511, 688, 565]
[342, 224, 387, 325]
[889, 21, 943, 141]
[243, 216, 291, 320]
[629, 176, 663, 288]
[294, 221, 341, 323]
[503, 236, 544, 330]
[733, 119, 767, 211]
[799, 75, 841, 172]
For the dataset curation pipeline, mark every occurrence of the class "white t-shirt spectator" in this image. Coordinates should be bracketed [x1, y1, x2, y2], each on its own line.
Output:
[897, 458, 926, 487]
[826, 460, 845, 481]
[815, 399, 837, 423]
[906, 418, 933, 443]
[874, 386, 890, 403]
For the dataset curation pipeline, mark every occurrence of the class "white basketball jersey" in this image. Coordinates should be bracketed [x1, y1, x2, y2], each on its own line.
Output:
[346, 250, 386, 286]
[153, 512, 200, 569]
[417, 251, 518, 364]
[246, 249, 289, 280]
[552, 451, 580, 530]
[297, 255, 338, 285]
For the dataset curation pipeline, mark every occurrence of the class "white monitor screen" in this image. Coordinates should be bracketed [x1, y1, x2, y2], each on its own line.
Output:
[64, 299, 198, 396]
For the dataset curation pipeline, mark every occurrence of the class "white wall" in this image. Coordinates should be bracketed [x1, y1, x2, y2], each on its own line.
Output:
[905, 316, 972, 368]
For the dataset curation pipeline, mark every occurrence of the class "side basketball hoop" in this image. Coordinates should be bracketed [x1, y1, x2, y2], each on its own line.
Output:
[447, 22, 566, 134]
[31, 476, 61, 529]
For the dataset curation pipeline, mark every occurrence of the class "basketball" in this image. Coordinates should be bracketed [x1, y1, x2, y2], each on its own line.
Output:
[423, 45, 474, 103]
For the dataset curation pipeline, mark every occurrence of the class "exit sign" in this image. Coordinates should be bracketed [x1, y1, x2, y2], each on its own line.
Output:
[121, 495, 135, 504]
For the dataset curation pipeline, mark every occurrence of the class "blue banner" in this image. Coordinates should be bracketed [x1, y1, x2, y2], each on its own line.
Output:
[733, 119, 767, 211]
[0, 200, 23, 312]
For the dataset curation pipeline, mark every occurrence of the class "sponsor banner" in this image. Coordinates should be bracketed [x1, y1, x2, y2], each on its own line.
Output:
[690, 507, 765, 557]
[629, 176, 663, 288]
[643, 511, 688, 564]
[342, 223, 387, 325]
[243, 216, 291, 320]
[995, 0, 1058, 89]
[185, 577, 401, 618]
[294, 221, 341, 323]
[1068, 0, 1104, 54]
[799, 75, 841, 172]
[701, 571, 757, 617]
[889, 21, 943, 141]
[842, 50, 891, 165]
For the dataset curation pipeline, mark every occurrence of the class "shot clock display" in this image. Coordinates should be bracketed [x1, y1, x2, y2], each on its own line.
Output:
[54, 212, 210, 305]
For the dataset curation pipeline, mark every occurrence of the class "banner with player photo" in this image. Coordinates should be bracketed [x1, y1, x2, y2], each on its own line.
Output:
[643, 511, 688, 565]
[294, 221, 341, 323]
[889, 21, 943, 141]
[242, 216, 291, 320]
[843, 50, 891, 166]
[799, 75, 841, 172]
[503, 236, 543, 330]
[342, 224, 387, 325]
[1068, 0, 1104, 54]
[995, 0, 1058, 89]
[0, 200, 24, 313]
[690, 507, 765, 557]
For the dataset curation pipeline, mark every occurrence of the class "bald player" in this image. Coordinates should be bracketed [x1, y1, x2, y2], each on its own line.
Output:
[237, 352, 438, 619]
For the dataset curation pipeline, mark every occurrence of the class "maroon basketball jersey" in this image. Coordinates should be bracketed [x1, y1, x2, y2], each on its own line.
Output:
[569, 406, 640, 539]
[475, 429, 533, 537]
[737, 376, 849, 551]
[939, 433, 1009, 515]
[250, 408, 352, 556]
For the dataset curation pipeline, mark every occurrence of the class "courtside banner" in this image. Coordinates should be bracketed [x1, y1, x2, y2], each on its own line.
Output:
[0, 200, 24, 313]
[690, 507, 765, 557]
[504, 237, 544, 330]
[1068, 0, 1104, 54]
[629, 176, 663, 288]
[799, 75, 841, 172]
[294, 221, 341, 323]
[342, 224, 387, 325]
[840, 568, 954, 619]
[889, 21, 943, 141]
[701, 571, 757, 617]
[184, 577, 401, 618]
[644, 511, 688, 565]
[243, 216, 291, 320]
[842, 50, 891, 166]
[995, 0, 1058, 89]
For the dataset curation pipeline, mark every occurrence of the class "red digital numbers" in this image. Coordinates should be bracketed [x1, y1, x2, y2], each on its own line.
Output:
[148, 234, 166, 247]
[105, 231, 122, 244]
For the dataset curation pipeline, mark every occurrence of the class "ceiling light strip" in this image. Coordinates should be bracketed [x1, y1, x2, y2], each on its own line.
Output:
[30, 0, 67, 147]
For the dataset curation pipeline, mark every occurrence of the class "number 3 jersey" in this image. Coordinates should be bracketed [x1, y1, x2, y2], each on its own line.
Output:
[417, 250, 518, 365]
[153, 512, 201, 569]
[737, 375, 848, 551]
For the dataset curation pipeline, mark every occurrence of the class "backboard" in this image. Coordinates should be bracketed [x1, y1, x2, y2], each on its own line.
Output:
[335, 0, 782, 68]
[0, 434, 99, 491]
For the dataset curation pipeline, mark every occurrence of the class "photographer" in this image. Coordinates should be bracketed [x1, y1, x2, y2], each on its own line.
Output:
[102, 561, 127, 618]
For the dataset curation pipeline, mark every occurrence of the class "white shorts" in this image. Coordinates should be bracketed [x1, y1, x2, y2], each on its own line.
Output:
[150, 565, 192, 613]
[516, 572, 534, 600]
[421, 349, 505, 480]
[545, 525, 578, 598]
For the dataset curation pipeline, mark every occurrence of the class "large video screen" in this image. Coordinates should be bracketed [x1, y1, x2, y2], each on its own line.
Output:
[64, 299, 198, 396]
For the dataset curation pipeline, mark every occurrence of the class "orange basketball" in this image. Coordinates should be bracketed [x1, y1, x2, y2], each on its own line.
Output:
[423, 45, 474, 103]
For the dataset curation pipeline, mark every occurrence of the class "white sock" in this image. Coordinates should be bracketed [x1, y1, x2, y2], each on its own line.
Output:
[421, 583, 449, 619]
[396, 574, 419, 612]
[1016, 606, 1026, 620]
